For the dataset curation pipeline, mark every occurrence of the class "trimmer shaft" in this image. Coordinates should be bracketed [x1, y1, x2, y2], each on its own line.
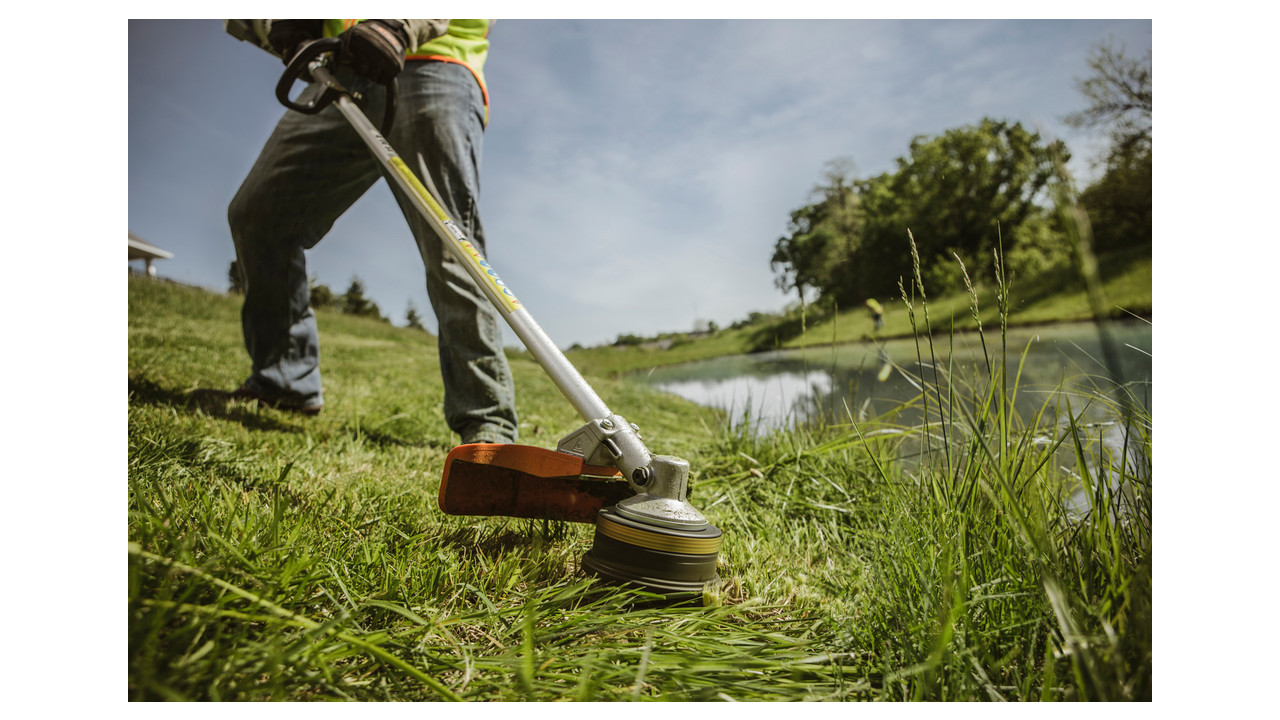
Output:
[582, 507, 722, 594]
[257, 42, 729, 597]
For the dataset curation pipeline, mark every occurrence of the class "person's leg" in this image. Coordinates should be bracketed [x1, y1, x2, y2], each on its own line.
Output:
[387, 60, 518, 444]
[228, 79, 383, 409]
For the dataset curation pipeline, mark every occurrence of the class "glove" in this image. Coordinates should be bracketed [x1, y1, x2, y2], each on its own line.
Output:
[267, 19, 323, 64]
[339, 20, 411, 83]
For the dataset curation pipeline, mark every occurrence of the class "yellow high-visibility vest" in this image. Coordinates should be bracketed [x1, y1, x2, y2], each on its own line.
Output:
[325, 20, 492, 123]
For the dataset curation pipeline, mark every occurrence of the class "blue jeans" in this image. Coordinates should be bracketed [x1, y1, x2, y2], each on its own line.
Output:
[228, 60, 518, 444]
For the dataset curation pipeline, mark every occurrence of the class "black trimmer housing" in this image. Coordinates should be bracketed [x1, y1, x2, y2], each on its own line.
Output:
[582, 507, 722, 594]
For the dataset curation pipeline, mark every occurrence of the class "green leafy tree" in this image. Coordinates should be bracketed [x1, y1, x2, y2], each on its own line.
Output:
[613, 333, 642, 346]
[309, 277, 335, 308]
[852, 172, 912, 296]
[773, 122, 1068, 301]
[771, 202, 834, 307]
[1078, 146, 1151, 254]
[1066, 41, 1152, 254]
[770, 159, 864, 306]
[876, 119, 1065, 290]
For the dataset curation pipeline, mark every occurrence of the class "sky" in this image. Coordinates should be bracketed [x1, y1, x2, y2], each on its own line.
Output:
[128, 17, 1151, 350]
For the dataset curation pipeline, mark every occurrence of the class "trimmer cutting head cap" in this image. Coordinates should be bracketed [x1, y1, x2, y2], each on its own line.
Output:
[582, 506, 722, 594]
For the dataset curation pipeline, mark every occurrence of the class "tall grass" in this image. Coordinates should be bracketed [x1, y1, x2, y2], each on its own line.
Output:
[692, 182, 1151, 699]
[733, 213, 1151, 699]
[128, 201, 1150, 700]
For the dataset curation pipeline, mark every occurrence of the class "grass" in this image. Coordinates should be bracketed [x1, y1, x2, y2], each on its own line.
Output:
[128, 225, 1151, 700]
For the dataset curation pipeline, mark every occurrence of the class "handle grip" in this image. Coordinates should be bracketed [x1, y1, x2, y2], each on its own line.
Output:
[273, 36, 398, 136]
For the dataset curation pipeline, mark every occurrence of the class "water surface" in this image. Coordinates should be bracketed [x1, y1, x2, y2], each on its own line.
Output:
[638, 320, 1152, 430]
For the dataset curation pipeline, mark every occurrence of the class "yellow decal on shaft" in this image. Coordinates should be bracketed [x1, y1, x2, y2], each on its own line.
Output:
[390, 156, 452, 227]
[390, 157, 522, 314]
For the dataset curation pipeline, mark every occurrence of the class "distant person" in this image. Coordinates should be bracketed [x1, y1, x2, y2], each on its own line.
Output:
[225, 19, 517, 446]
[866, 298, 884, 331]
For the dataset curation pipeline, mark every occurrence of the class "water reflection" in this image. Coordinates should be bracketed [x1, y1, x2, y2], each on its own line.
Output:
[639, 320, 1152, 431]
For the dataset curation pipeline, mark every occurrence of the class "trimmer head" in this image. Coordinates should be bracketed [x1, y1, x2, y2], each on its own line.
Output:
[582, 507, 722, 595]
[439, 443, 722, 594]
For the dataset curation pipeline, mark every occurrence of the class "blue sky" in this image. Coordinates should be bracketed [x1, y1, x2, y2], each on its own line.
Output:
[129, 18, 1151, 349]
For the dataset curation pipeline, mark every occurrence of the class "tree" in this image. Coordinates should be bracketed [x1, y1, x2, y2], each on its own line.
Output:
[866, 119, 1065, 292]
[228, 260, 245, 294]
[1066, 41, 1152, 254]
[342, 276, 387, 322]
[771, 202, 834, 306]
[405, 301, 426, 330]
[770, 159, 864, 306]
[772, 122, 1069, 302]
[692, 318, 719, 334]
[343, 276, 372, 315]
[1078, 144, 1151, 254]
[309, 277, 335, 308]
[1065, 40, 1151, 162]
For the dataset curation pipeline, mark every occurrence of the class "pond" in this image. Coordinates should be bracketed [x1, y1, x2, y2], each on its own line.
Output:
[637, 320, 1152, 431]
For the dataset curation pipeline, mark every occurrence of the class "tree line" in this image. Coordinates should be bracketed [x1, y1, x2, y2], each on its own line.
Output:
[770, 41, 1151, 310]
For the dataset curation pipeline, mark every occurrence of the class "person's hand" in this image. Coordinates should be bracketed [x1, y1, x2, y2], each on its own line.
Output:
[339, 20, 411, 83]
[267, 19, 323, 64]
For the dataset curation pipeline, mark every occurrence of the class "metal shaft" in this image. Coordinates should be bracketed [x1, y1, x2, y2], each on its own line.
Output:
[323, 74, 655, 479]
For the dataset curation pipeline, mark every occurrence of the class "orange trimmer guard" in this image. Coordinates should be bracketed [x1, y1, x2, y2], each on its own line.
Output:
[439, 444, 633, 524]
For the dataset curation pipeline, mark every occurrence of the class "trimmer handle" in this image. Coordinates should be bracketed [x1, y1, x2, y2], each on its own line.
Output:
[274, 36, 398, 136]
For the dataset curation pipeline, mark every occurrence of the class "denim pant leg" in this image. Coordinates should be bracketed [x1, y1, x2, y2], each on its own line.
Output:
[228, 87, 383, 407]
[387, 61, 519, 443]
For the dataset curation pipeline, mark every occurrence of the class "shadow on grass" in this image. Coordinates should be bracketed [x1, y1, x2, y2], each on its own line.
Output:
[128, 375, 304, 433]
[434, 522, 578, 557]
[743, 308, 845, 353]
[744, 315, 807, 353]
[130, 376, 454, 456]
[345, 424, 442, 450]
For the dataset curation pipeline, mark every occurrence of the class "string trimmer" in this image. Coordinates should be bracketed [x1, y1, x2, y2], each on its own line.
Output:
[249, 31, 723, 595]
